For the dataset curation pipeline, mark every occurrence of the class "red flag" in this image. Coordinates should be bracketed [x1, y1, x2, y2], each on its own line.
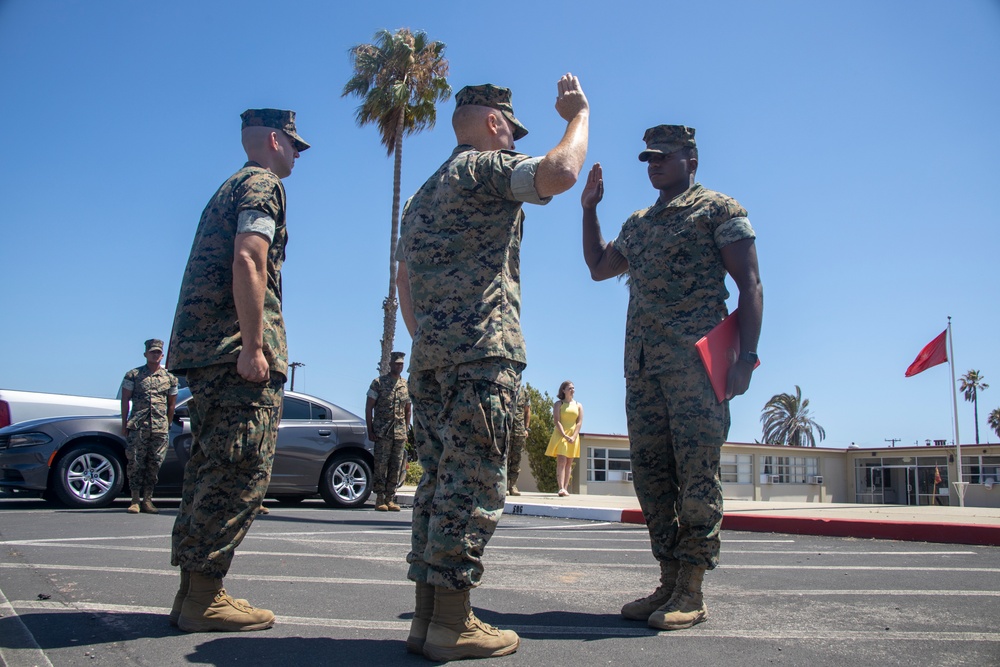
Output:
[905, 330, 948, 377]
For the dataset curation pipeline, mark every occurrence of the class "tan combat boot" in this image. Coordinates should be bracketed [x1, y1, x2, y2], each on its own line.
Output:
[423, 586, 519, 661]
[127, 491, 140, 514]
[387, 496, 401, 512]
[140, 487, 158, 513]
[177, 573, 275, 632]
[375, 494, 389, 511]
[405, 582, 435, 654]
[168, 570, 190, 626]
[170, 570, 250, 627]
[621, 559, 679, 620]
[647, 562, 708, 630]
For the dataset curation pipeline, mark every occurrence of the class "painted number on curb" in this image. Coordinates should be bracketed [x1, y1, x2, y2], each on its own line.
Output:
[509, 505, 523, 515]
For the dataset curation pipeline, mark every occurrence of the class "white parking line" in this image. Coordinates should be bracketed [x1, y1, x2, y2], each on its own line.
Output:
[7, 600, 1000, 642]
[3, 563, 999, 593]
[0, 585, 54, 667]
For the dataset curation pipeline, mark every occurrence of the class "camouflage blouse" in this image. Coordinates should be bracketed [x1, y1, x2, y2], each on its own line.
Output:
[398, 145, 549, 372]
[168, 162, 288, 377]
[613, 184, 755, 377]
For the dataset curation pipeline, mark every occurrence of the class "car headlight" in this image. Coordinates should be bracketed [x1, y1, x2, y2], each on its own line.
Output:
[7, 433, 53, 448]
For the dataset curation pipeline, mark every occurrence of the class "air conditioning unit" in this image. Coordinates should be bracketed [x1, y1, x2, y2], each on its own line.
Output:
[809, 475, 824, 484]
[760, 473, 771, 485]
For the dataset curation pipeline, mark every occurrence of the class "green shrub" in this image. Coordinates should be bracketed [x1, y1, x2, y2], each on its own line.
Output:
[404, 461, 423, 486]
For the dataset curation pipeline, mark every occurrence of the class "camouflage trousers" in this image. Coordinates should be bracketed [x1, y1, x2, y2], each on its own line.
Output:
[170, 363, 282, 578]
[407, 359, 521, 590]
[125, 427, 168, 495]
[626, 364, 729, 569]
[373, 434, 407, 496]
[507, 431, 526, 490]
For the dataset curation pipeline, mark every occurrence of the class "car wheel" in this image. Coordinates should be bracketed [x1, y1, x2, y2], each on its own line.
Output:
[52, 442, 125, 508]
[319, 453, 372, 508]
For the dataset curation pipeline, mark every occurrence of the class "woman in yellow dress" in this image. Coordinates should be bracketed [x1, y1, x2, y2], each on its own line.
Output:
[545, 381, 584, 496]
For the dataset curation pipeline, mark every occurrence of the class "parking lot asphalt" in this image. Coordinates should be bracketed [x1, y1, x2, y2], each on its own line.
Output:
[1, 497, 998, 667]
[396, 487, 1000, 547]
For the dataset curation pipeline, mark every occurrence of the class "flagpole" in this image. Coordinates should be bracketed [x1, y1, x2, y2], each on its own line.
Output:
[948, 316, 964, 507]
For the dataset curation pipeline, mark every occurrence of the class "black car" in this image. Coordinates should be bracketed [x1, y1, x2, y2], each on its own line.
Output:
[0, 388, 375, 509]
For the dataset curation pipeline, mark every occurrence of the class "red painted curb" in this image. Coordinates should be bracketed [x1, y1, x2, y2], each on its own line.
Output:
[618, 508, 1000, 546]
[721, 514, 1000, 547]
[621, 509, 645, 524]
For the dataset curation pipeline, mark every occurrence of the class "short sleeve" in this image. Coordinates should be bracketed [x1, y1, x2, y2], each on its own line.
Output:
[234, 171, 283, 221]
[713, 213, 755, 249]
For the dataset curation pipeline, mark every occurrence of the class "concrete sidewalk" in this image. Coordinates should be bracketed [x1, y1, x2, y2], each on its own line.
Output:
[396, 487, 1000, 546]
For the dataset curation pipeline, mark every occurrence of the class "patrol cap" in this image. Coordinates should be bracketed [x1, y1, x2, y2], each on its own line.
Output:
[455, 84, 528, 141]
[240, 108, 311, 152]
[390, 351, 406, 363]
[638, 125, 696, 162]
[145, 339, 164, 353]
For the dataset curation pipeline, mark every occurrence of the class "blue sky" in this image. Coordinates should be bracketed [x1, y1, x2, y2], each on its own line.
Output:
[2, 1, 998, 447]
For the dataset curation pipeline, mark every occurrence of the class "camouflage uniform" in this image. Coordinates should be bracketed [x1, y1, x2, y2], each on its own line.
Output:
[168, 109, 307, 578]
[507, 386, 527, 492]
[368, 372, 410, 496]
[121, 363, 178, 496]
[399, 85, 548, 590]
[614, 126, 755, 570]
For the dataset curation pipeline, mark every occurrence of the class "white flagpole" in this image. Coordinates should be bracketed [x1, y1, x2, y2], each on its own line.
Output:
[948, 316, 964, 507]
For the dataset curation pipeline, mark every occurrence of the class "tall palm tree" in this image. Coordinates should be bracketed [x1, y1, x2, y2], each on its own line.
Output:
[342, 28, 451, 374]
[988, 407, 1000, 441]
[959, 370, 989, 444]
[760, 385, 826, 447]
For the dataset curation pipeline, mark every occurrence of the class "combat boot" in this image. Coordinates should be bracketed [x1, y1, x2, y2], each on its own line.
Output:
[508, 486, 520, 496]
[170, 570, 250, 627]
[621, 559, 679, 620]
[387, 497, 401, 511]
[168, 570, 190, 626]
[177, 573, 275, 632]
[405, 582, 435, 654]
[127, 490, 140, 514]
[422, 586, 519, 661]
[140, 499, 159, 514]
[375, 494, 389, 511]
[648, 562, 708, 630]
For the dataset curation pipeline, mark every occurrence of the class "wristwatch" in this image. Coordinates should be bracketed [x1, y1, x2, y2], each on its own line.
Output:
[739, 351, 759, 365]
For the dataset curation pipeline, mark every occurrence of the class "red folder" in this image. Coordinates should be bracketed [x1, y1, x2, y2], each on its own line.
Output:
[695, 309, 759, 403]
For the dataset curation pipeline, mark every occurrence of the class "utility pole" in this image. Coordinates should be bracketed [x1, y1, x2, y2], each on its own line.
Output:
[884, 438, 901, 448]
[289, 362, 305, 391]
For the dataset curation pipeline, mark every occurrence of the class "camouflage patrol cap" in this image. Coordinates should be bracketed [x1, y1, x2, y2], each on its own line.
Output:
[240, 108, 311, 152]
[638, 125, 696, 162]
[390, 351, 406, 363]
[455, 84, 528, 141]
[145, 339, 164, 353]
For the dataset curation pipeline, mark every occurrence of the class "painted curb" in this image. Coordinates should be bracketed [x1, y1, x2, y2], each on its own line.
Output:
[400, 494, 1000, 546]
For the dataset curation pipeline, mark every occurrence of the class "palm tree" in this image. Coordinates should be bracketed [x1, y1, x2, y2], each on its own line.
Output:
[988, 407, 1000, 441]
[342, 28, 451, 374]
[760, 385, 826, 447]
[959, 370, 989, 444]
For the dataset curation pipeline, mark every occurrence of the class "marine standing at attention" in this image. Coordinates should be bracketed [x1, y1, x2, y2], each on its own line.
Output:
[580, 125, 762, 631]
[397, 75, 590, 661]
[120, 338, 178, 515]
[366, 350, 412, 511]
[166, 108, 309, 633]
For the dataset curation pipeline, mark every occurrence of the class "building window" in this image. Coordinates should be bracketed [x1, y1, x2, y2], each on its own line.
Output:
[588, 447, 632, 482]
[721, 453, 752, 484]
[762, 456, 818, 483]
[962, 455, 1000, 484]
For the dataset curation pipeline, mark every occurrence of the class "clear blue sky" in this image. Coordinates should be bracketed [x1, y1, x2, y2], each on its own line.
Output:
[2, 1, 998, 447]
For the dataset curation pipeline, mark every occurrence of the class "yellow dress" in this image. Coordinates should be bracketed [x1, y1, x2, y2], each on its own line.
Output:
[545, 400, 581, 459]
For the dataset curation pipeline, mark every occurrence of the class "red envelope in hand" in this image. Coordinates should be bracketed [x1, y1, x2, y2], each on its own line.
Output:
[695, 309, 760, 403]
